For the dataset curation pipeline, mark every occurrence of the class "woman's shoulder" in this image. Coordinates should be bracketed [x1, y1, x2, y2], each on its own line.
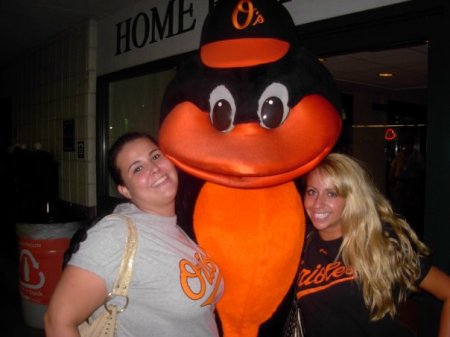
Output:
[68, 214, 129, 269]
[87, 215, 130, 251]
[63, 213, 127, 266]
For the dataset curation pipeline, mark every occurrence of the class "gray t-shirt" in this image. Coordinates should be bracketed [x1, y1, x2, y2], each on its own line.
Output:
[69, 202, 224, 337]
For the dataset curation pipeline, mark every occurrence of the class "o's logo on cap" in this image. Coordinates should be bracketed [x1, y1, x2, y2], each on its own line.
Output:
[232, 0, 265, 30]
[201, 0, 294, 68]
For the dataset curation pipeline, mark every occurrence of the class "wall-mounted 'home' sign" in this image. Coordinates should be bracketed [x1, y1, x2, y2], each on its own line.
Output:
[97, 0, 409, 76]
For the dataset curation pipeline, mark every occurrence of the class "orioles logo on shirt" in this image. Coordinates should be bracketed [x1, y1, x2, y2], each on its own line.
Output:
[296, 260, 355, 299]
[179, 250, 223, 306]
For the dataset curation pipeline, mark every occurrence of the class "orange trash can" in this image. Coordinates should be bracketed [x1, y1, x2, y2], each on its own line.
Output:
[16, 221, 80, 328]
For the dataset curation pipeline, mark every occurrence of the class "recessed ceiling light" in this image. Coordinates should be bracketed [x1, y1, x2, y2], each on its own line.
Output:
[378, 72, 394, 77]
[318, 58, 326, 62]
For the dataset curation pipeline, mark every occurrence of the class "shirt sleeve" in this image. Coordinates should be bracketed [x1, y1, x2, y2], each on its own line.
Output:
[382, 223, 432, 286]
[68, 215, 128, 291]
[415, 252, 433, 286]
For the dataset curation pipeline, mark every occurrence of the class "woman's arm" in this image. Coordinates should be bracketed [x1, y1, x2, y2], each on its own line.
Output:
[44, 265, 108, 337]
[419, 266, 450, 337]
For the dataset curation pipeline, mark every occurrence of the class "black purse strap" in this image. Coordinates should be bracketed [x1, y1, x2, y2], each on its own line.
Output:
[282, 230, 316, 337]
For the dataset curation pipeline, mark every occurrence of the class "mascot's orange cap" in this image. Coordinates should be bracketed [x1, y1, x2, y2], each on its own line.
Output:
[200, 0, 297, 68]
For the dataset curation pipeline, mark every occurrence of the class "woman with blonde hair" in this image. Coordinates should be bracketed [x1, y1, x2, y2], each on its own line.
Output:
[296, 152, 450, 336]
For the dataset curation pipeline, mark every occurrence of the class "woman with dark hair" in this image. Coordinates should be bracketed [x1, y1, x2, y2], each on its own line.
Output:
[45, 132, 224, 337]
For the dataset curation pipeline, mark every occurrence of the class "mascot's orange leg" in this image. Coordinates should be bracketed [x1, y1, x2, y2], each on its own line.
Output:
[194, 182, 305, 337]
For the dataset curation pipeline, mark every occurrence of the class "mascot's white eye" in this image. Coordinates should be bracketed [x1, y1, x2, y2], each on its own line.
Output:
[257, 82, 289, 129]
[209, 85, 236, 132]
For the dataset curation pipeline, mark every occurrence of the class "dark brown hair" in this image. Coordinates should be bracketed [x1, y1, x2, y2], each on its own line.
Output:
[107, 132, 157, 186]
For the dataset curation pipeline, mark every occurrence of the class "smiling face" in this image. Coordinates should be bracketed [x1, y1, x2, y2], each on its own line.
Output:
[116, 137, 178, 217]
[304, 169, 346, 241]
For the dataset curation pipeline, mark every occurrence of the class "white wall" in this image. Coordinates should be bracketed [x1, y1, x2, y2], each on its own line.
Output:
[9, 21, 98, 208]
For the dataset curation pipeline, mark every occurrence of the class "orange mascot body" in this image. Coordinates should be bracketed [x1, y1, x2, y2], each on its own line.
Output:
[159, 1, 342, 336]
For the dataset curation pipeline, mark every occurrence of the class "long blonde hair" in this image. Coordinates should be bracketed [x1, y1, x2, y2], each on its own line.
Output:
[309, 153, 429, 320]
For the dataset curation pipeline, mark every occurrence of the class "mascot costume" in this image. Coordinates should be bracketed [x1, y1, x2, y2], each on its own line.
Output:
[159, 0, 342, 336]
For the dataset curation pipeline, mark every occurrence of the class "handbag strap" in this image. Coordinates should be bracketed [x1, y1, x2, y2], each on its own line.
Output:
[106, 214, 138, 299]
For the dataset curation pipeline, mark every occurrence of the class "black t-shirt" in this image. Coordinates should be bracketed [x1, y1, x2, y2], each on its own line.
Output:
[296, 231, 431, 337]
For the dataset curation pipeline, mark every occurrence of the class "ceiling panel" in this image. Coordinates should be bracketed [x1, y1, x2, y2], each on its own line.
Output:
[321, 44, 428, 90]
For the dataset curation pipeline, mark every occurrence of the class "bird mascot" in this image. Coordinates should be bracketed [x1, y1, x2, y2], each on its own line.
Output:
[159, 0, 342, 336]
